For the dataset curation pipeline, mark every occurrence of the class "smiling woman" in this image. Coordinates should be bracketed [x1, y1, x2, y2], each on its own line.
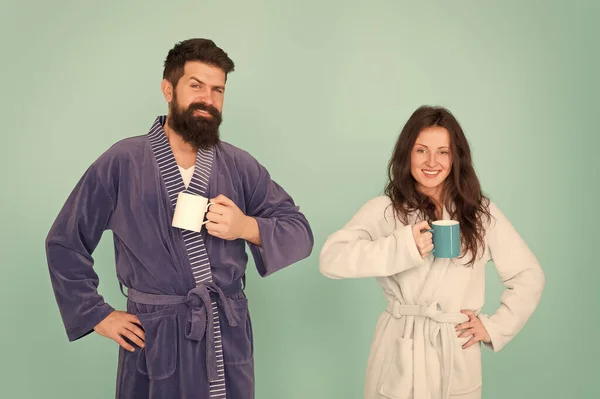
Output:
[410, 126, 453, 204]
[319, 105, 545, 399]
[385, 106, 492, 266]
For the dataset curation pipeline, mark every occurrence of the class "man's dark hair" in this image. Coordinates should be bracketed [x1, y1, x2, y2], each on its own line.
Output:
[163, 38, 235, 86]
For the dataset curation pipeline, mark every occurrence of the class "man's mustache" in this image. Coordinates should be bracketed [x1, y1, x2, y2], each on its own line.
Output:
[187, 102, 221, 119]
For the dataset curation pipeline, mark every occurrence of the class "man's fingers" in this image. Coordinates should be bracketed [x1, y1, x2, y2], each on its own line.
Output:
[206, 222, 224, 234]
[206, 211, 224, 223]
[125, 323, 146, 342]
[210, 195, 234, 207]
[125, 313, 141, 325]
[121, 329, 145, 348]
[207, 203, 228, 215]
[206, 223, 227, 239]
[114, 335, 135, 352]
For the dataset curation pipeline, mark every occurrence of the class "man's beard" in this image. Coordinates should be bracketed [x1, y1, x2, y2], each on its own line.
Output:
[167, 93, 222, 149]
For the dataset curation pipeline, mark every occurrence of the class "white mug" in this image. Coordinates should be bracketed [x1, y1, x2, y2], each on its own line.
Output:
[172, 192, 213, 232]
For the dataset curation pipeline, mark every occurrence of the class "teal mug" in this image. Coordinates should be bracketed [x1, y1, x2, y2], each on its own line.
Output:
[427, 220, 460, 258]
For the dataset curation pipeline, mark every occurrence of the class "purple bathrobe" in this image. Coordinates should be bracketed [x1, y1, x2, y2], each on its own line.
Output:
[45, 116, 314, 399]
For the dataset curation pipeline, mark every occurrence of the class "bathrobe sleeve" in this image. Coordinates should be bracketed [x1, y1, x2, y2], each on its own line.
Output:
[241, 154, 314, 277]
[319, 196, 426, 279]
[478, 202, 546, 352]
[45, 162, 116, 342]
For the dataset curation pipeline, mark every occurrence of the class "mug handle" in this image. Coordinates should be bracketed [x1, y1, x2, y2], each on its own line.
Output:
[201, 202, 215, 225]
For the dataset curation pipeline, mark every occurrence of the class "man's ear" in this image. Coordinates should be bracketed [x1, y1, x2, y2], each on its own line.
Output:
[161, 79, 173, 103]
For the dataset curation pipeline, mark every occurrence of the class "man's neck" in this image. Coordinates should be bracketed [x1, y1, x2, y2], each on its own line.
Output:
[163, 117, 197, 169]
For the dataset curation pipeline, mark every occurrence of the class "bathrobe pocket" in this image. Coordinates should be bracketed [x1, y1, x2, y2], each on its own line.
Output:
[136, 307, 179, 380]
[221, 297, 253, 366]
[379, 335, 414, 399]
[450, 335, 482, 395]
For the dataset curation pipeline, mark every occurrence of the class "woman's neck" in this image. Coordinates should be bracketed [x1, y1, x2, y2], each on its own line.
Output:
[418, 185, 445, 219]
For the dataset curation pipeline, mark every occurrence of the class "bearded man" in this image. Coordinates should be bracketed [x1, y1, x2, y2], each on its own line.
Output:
[45, 38, 314, 399]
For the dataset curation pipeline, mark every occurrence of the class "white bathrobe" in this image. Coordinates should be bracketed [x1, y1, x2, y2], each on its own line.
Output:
[319, 196, 545, 399]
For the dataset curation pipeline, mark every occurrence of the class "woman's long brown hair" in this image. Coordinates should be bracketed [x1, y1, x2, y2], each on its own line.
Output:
[384, 105, 492, 266]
